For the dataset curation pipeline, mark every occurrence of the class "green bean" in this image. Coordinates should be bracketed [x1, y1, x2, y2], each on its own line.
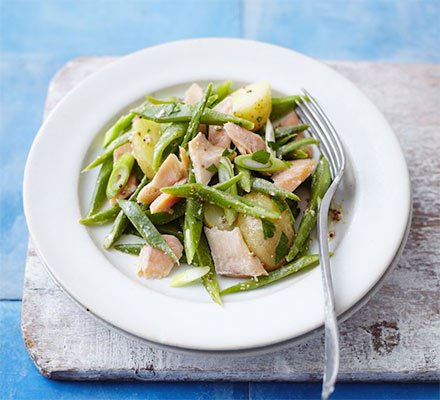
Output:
[234, 154, 290, 173]
[83, 130, 133, 172]
[287, 156, 331, 261]
[158, 222, 184, 242]
[290, 212, 321, 260]
[114, 243, 143, 255]
[211, 80, 232, 104]
[152, 123, 187, 172]
[274, 124, 309, 139]
[147, 201, 187, 225]
[236, 166, 251, 192]
[193, 233, 222, 305]
[251, 178, 300, 201]
[117, 199, 179, 263]
[125, 221, 183, 240]
[161, 139, 182, 163]
[287, 149, 309, 159]
[106, 153, 135, 199]
[86, 157, 113, 216]
[145, 95, 177, 105]
[181, 83, 213, 148]
[124, 224, 142, 237]
[79, 206, 120, 225]
[103, 112, 136, 147]
[103, 208, 131, 249]
[206, 94, 218, 107]
[309, 156, 332, 208]
[212, 172, 243, 191]
[103, 175, 149, 249]
[183, 166, 203, 264]
[277, 138, 320, 158]
[135, 103, 254, 130]
[275, 133, 297, 148]
[297, 237, 311, 259]
[124, 202, 186, 228]
[199, 105, 254, 128]
[132, 162, 145, 181]
[147, 95, 217, 107]
[270, 95, 304, 121]
[218, 157, 237, 225]
[161, 183, 281, 219]
[221, 254, 319, 295]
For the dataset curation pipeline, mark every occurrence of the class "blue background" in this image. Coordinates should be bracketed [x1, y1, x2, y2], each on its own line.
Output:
[1, 0, 439, 398]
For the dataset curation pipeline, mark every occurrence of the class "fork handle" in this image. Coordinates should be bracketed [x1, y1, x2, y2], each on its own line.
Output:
[318, 176, 342, 400]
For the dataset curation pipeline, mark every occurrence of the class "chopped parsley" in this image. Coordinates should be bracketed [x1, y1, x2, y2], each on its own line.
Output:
[251, 149, 271, 164]
[261, 219, 276, 240]
[267, 140, 277, 151]
[206, 164, 218, 174]
[272, 197, 286, 213]
[275, 232, 289, 264]
[222, 147, 236, 157]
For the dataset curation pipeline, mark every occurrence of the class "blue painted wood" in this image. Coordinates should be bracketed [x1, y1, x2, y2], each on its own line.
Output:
[2, 301, 438, 399]
[1, 0, 440, 398]
[0, 0, 242, 57]
[0, 302, 249, 400]
[250, 382, 440, 399]
[243, 0, 440, 63]
[0, 58, 65, 299]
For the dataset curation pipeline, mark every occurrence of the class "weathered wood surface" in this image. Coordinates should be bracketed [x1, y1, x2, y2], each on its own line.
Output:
[22, 58, 439, 382]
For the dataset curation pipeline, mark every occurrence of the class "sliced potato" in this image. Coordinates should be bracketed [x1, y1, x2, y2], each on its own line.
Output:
[231, 81, 272, 131]
[203, 203, 235, 230]
[130, 117, 160, 179]
[237, 192, 294, 271]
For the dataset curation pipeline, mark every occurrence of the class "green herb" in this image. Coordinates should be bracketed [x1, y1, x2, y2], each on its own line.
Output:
[117, 199, 179, 263]
[272, 197, 286, 213]
[287, 199, 300, 219]
[275, 232, 289, 264]
[251, 150, 271, 164]
[222, 147, 236, 157]
[267, 141, 277, 151]
[206, 164, 218, 174]
[261, 219, 276, 240]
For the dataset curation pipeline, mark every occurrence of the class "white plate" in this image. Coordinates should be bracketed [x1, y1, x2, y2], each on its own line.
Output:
[23, 39, 411, 353]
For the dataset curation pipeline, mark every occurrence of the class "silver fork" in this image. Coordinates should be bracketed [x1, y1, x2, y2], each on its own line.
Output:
[295, 89, 346, 400]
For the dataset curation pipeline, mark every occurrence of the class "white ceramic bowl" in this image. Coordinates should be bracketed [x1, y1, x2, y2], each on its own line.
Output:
[23, 39, 411, 354]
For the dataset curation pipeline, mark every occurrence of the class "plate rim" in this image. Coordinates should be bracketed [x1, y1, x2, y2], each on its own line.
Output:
[23, 38, 412, 351]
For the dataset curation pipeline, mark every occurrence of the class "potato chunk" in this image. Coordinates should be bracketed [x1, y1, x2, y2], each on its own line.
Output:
[237, 192, 294, 271]
[231, 81, 272, 131]
[203, 203, 235, 230]
[130, 116, 160, 179]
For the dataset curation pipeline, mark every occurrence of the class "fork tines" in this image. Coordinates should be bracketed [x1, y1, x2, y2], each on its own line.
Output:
[294, 89, 345, 177]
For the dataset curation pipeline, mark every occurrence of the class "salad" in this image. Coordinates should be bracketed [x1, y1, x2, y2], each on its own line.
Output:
[80, 81, 331, 305]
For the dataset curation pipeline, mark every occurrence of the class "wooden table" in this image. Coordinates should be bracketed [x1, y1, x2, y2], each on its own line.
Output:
[21, 58, 440, 382]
